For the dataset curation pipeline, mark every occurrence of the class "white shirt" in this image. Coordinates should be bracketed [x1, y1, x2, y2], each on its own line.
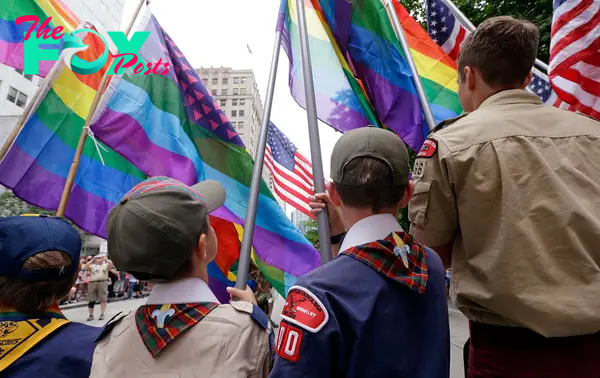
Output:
[146, 277, 220, 305]
[339, 213, 404, 252]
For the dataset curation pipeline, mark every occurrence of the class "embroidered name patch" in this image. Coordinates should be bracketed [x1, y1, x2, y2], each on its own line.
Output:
[417, 139, 437, 158]
[276, 323, 303, 362]
[280, 286, 328, 333]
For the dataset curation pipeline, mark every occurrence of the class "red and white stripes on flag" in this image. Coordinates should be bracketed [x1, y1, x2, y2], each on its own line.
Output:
[549, 0, 600, 120]
[264, 123, 315, 218]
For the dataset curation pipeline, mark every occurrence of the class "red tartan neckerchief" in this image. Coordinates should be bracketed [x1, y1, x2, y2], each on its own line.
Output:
[340, 232, 429, 294]
[135, 302, 219, 358]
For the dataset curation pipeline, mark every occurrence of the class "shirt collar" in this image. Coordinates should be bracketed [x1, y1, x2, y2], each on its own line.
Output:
[146, 277, 220, 305]
[479, 89, 543, 108]
[340, 213, 403, 252]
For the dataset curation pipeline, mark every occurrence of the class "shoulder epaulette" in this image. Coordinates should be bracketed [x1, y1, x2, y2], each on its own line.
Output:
[230, 301, 269, 330]
[95, 310, 130, 343]
[429, 113, 469, 135]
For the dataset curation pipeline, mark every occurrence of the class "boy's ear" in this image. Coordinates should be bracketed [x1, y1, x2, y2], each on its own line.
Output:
[194, 233, 208, 261]
[328, 182, 341, 207]
[399, 180, 415, 208]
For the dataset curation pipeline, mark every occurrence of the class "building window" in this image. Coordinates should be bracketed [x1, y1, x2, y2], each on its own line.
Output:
[238, 121, 244, 127]
[238, 131, 244, 138]
[202, 77, 208, 82]
[233, 88, 239, 95]
[231, 121, 236, 127]
[7, 87, 27, 108]
[234, 77, 240, 84]
[241, 77, 247, 84]
[212, 78, 218, 85]
[240, 88, 246, 95]
[15, 68, 33, 81]
[222, 78, 228, 85]
[232, 110, 237, 117]
[239, 99, 245, 105]
[211, 89, 217, 96]
[221, 89, 228, 95]
[220, 99, 227, 107]
[239, 110, 245, 117]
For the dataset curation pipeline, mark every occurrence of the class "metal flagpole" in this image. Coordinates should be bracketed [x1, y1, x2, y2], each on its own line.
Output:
[384, 0, 437, 132]
[438, 0, 549, 73]
[235, 30, 283, 289]
[56, 0, 147, 216]
[295, 0, 332, 264]
[0, 21, 89, 163]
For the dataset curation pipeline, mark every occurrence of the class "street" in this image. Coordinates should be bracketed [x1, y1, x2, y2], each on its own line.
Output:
[64, 299, 469, 377]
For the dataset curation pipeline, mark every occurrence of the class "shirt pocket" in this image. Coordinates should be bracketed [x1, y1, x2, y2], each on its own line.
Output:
[409, 181, 432, 227]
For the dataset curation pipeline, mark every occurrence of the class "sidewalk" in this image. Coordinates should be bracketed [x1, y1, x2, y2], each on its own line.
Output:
[59, 295, 140, 310]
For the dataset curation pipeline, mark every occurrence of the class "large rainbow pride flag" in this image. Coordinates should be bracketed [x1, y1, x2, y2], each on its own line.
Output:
[90, 15, 319, 297]
[277, 0, 381, 134]
[0, 0, 79, 77]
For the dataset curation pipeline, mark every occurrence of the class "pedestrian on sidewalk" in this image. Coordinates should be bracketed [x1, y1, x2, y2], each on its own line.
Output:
[409, 16, 600, 377]
[83, 254, 115, 321]
[90, 177, 271, 378]
[0, 215, 100, 377]
[270, 128, 450, 377]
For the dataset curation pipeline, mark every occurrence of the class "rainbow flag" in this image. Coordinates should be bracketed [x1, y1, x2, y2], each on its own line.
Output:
[0, 0, 79, 77]
[90, 15, 320, 297]
[393, 1, 462, 122]
[0, 30, 146, 237]
[277, 0, 380, 134]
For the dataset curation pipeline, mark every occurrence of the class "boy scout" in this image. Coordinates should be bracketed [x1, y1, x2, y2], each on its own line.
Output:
[90, 177, 271, 378]
[270, 128, 450, 378]
[409, 16, 600, 377]
[0, 215, 100, 377]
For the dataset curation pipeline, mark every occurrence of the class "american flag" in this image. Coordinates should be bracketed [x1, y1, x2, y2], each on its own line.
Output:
[549, 0, 600, 120]
[426, 0, 565, 107]
[264, 123, 314, 218]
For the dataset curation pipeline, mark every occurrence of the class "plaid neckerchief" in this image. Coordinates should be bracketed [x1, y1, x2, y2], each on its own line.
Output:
[135, 302, 219, 358]
[341, 232, 429, 294]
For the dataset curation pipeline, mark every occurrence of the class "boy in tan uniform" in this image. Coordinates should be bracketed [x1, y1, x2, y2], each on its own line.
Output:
[90, 177, 271, 378]
[408, 16, 600, 377]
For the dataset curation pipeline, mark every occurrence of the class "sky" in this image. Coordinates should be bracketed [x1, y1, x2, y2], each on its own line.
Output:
[121, 0, 342, 180]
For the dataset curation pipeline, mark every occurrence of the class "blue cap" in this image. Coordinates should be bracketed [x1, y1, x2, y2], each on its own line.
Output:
[0, 215, 82, 281]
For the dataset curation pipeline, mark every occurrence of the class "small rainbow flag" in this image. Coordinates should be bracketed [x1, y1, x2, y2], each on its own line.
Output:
[0, 0, 79, 77]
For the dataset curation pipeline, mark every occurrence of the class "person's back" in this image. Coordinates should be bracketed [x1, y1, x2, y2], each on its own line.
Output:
[0, 215, 99, 378]
[4, 322, 100, 378]
[90, 177, 271, 378]
[271, 128, 450, 377]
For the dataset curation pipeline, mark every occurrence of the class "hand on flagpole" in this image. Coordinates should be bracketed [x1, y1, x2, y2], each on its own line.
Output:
[309, 182, 344, 237]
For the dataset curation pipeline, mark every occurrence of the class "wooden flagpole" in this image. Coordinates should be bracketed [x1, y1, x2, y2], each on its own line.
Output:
[0, 21, 89, 163]
[56, 0, 147, 216]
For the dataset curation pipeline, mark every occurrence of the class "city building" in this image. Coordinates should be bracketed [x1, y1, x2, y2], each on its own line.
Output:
[291, 209, 312, 234]
[196, 66, 275, 191]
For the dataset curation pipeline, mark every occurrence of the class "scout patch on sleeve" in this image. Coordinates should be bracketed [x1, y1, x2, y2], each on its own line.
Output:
[280, 286, 329, 333]
[413, 160, 426, 178]
[417, 139, 437, 158]
[276, 323, 303, 362]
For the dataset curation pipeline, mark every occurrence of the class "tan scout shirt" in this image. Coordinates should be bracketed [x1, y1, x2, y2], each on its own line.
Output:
[90, 278, 270, 378]
[408, 89, 600, 337]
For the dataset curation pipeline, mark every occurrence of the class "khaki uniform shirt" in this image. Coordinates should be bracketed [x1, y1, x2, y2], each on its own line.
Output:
[90, 279, 271, 378]
[409, 90, 600, 337]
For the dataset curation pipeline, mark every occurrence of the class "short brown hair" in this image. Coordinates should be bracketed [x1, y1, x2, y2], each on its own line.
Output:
[0, 251, 76, 314]
[334, 157, 405, 213]
[458, 16, 539, 88]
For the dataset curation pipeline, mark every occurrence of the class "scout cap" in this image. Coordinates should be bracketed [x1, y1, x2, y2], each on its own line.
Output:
[330, 127, 410, 186]
[0, 215, 82, 281]
[107, 176, 226, 280]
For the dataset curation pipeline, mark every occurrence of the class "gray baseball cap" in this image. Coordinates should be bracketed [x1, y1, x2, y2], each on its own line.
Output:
[330, 127, 410, 186]
[106, 177, 225, 280]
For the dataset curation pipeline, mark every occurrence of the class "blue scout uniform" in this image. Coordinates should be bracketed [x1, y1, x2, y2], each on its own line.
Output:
[271, 222, 449, 377]
[0, 215, 100, 377]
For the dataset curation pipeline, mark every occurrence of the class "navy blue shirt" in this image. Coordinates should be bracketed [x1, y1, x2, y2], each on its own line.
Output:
[271, 247, 450, 378]
[3, 322, 101, 378]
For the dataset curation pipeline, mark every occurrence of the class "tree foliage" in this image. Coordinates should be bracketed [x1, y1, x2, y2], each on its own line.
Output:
[400, 0, 553, 63]
[0, 190, 91, 244]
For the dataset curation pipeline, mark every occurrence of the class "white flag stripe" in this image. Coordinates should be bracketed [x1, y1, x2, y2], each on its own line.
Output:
[265, 147, 313, 191]
[550, 23, 600, 72]
[553, 75, 600, 111]
[264, 158, 312, 213]
[440, 20, 462, 54]
[266, 155, 314, 199]
[550, 2, 599, 50]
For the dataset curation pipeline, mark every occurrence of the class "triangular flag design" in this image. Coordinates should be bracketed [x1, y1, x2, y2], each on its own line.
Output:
[209, 120, 219, 130]
[227, 129, 238, 139]
[187, 73, 198, 84]
[194, 90, 204, 100]
[193, 109, 203, 121]
[220, 113, 228, 124]
[202, 104, 211, 115]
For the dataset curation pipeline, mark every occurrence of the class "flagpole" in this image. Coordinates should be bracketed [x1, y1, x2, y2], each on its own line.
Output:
[438, 0, 549, 73]
[0, 21, 89, 163]
[385, 0, 436, 132]
[56, 0, 147, 216]
[234, 31, 283, 290]
[295, 0, 332, 263]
